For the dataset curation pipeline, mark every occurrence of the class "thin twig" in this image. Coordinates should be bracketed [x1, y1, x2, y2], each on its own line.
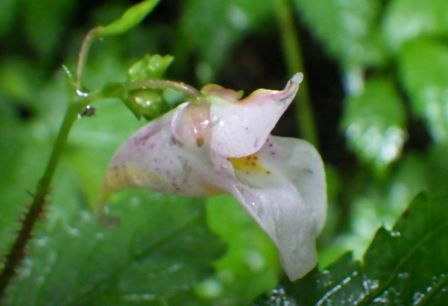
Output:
[124, 79, 201, 98]
[0, 196, 47, 300]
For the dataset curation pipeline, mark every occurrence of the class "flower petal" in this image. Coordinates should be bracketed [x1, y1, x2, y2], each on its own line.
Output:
[171, 102, 211, 148]
[100, 75, 327, 281]
[215, 136, 326, 280]
[209, 73, 303, 158]
[101, 109, 222, 202]
[261, 136, 327, 234]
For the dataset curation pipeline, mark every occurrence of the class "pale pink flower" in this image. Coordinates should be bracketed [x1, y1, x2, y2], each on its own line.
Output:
[101, 73, 327, 280]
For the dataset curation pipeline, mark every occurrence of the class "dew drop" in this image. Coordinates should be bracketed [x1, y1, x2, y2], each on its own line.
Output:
[267, 287, 296, 306]
[19, 258, 33, 278]
[362, 278, 379, 292]
[413, 292, 425, 305]
[81, 211, 92, 222]
[122, 293, 156, 302]
[373, 293, 389, 304]
[245, 250, 265, 271]
[390, 230, 401, 237]
[36, 275, 45, 284]
[398, 272, 410, 279]
[65, 226, 80, 237]
[35, 237, 48, 247]
[196, 279, 222, 299]
[131, 196, 141, 207]
[167, 263, 182, 274]
[317, 269, 333, 288]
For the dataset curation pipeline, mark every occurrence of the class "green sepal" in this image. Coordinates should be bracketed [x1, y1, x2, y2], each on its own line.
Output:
[123, 89, 166, 120]
[128, 54, 174, 81]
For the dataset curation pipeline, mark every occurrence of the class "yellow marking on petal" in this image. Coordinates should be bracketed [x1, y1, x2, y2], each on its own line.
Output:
[127, 165, 165, 186]
[202, 184, 225, 195]
[240, 89, 272, 104]
[228, 154, 271, 175]
[103, 164, 163, 195]
[96, 164, 164, 215]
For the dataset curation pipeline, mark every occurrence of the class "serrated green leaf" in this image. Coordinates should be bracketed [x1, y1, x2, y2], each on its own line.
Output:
[97, 0, 160, 37]
[342, 78, 406, 170]
[382, 0, 448, 51]
[5, 191, 222, 306]
[177, 0, 273, 84]
[261, 192, 448, 305]
[399, 39, 448, 142]
[293, 0, 385, 67]
[200, 195, 280, 305]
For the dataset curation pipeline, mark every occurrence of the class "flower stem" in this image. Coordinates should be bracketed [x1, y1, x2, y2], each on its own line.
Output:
[0, 99, 86, 300]
[76, 28, 100, 90]
[273, 0, 318, 147]
[123, 79, 201, 98]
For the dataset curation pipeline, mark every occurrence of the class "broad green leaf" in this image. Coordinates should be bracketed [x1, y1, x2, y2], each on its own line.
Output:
[382, 0, 448, 51]
[96, 0, 161, 37]
[260, 191, 448, 305]
[427, 143, 448, 191]
[199, 196, 280, 305]
[293, 0, 385, 67]
[23, 0, 76, 60]
[177, 0, 273, 84]
[399, 39, 448, 142]
[342, 78, 406, 170]
[5, 191, 222, 306]
[0, 102, 30, 263]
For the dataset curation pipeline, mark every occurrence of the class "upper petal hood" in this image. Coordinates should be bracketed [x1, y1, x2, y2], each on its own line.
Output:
[207, 73, 303, 158]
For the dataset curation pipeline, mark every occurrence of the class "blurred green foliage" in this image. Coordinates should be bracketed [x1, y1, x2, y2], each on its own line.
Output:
[342, 78, 406, 171]
[2, 0, 448, 305]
